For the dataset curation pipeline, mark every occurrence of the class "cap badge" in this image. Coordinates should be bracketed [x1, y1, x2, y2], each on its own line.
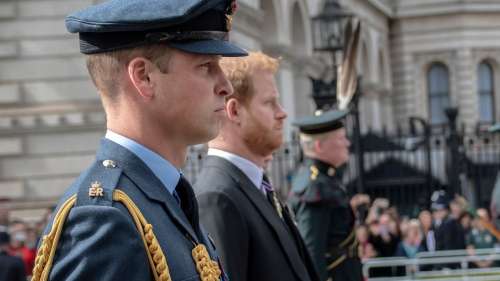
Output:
[225, 0, 238, 31]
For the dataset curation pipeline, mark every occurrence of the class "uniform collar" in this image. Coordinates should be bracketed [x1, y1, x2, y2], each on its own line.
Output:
[105, 130, 180, 195]
[207, 148, 264, 193]
[305, 157, 339, 179]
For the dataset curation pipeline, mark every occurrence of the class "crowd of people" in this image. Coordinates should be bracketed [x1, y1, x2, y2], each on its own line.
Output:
[0, 207, 52, 281]
[352, 192, 499, 276]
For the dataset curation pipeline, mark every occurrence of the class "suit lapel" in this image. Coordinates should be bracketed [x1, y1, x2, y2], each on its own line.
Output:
[96, 139, 199, 243]
[205, 156, 310, 281]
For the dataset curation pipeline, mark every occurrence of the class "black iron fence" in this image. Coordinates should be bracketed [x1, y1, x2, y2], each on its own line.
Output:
[183, 113, 500, 217]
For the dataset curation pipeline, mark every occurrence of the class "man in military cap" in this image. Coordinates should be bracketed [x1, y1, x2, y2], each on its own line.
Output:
[194, 52, 319, 281]
[288, 109, 363, 281]
[34, 1, 246, 280]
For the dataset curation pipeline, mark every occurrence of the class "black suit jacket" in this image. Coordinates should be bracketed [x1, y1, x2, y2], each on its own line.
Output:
[194, 156, 319, 281]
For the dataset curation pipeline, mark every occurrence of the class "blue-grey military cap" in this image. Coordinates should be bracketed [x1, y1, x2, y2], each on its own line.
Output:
[293, 110, 348, 135]
[65, 0, 247, 56]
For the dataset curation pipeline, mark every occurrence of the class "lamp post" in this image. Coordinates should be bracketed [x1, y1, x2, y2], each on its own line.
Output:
[310, 0, 365, 193]
[445, 107, 462, 196]
[409, 117, 432, 195]
[311, 0, 353, 68]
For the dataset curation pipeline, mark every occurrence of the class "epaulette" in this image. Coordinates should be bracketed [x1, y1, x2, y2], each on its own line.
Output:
[31, 159, 174, 281]
[290, 163, 348, 206]
[75, 159, 122, 207]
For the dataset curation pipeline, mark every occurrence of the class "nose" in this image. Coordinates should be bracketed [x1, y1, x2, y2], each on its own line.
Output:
[215, 66, 233, 97]
[345, 138, 351, 148]
[276, 102, 287, 120]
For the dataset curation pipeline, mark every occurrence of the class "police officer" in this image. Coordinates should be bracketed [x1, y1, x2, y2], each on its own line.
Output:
[288, 110, 362, 281]
[33, 1, 247, 281]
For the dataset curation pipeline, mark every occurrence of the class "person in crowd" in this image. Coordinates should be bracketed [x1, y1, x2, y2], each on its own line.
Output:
[356, 224, 377, 261]
[432, 190, 466, 251]
[8, 220, 35, 276]
[466, 209, 497, 268]
[418, 210, 436, 252]
[395, 219, 425, 259]
[366, 198, 390, 224]
[288, 109, 363, 281]
[33, 0, 247, 280]
[194, 52, 319, 281]
[369, 212, 401, 258]
[460, 211, 473, 235]
[0, 231, 25, 281]
[351, 194, 371, 224]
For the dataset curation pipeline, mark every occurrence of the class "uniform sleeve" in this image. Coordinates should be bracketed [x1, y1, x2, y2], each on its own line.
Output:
[294, 203, 331, 281]
[197, 191, 249, 281]
[48, 205, 152, 281]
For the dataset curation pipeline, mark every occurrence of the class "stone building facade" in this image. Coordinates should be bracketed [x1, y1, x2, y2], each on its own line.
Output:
[1, 0, 500, 220]
[0, 0, 316, 221]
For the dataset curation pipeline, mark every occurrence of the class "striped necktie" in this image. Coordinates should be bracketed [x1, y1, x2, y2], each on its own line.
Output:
[261, 176, 283, 219]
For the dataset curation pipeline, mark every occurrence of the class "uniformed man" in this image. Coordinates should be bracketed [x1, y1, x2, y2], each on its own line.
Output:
[288, 109, 363, 281]
[32, 1, 247, 281]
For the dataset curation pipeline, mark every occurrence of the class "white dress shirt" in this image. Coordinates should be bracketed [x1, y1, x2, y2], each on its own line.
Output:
[207, 148, 265, 194]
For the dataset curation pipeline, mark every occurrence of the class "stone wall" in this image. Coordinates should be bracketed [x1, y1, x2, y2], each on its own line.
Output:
[0, 0, 315, 221]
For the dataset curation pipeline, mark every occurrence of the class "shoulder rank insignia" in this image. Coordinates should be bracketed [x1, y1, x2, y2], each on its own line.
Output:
[310, 165, 319, 181]
[89, 181, 104, 197]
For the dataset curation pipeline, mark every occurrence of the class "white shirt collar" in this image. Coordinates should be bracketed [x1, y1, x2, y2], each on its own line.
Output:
[207, 148, 264, 194]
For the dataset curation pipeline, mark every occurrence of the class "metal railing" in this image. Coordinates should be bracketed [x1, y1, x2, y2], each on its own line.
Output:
[363, 248, 500, 281]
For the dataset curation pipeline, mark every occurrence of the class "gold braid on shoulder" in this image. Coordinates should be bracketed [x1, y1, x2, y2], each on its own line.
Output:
[31, 190, 172, 281]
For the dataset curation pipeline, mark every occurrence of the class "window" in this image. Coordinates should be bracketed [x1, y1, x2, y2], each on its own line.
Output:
[478, 62, 495, 123]
[428, 63, 450, 124]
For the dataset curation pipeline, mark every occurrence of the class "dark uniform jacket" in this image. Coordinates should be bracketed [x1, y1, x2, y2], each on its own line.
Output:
[435, 216, 466, 251]
[41, 139, 225, 281]
[0, 250, 25, 281]
[288, 158, 362, 281]
[194, 156, 319, 281]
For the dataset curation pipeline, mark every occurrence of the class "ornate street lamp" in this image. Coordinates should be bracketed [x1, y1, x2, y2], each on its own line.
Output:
[311, 0, 353, 60]
[310, 0, 353, 109]
[310, 0, 366, 193]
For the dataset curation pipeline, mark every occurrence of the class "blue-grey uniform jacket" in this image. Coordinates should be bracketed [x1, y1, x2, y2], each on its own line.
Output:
[42, 139, 226, 281]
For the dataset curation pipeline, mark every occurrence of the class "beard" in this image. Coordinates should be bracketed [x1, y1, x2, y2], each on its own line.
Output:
[241, 116, 283, 157]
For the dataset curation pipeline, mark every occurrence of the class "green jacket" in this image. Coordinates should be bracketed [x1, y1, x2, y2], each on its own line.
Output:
[288, 158, 358, 281]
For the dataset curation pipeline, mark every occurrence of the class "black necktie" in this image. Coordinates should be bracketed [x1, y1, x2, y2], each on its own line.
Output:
[175, 176, 199, 230]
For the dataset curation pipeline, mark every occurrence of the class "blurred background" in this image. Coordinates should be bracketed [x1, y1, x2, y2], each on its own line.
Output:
[1, 0, 500, 279]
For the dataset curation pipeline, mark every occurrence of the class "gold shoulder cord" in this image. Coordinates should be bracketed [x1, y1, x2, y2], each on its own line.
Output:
[32, 190, 172, 281]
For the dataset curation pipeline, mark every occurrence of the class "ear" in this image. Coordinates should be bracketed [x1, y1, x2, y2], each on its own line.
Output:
[313, 139, 323, 153]
[127, 57, 155, 100]
[226, 98, 242, 123]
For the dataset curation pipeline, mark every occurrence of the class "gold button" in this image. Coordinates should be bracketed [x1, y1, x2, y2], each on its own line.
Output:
[102, 159, 117, 168]
[327, 167, 336, 177]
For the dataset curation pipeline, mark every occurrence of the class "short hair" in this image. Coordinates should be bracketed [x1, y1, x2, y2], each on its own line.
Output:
[86, 44, 172, 98]
[299, 132, 329, 155]
[220, 51, 279, 104]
